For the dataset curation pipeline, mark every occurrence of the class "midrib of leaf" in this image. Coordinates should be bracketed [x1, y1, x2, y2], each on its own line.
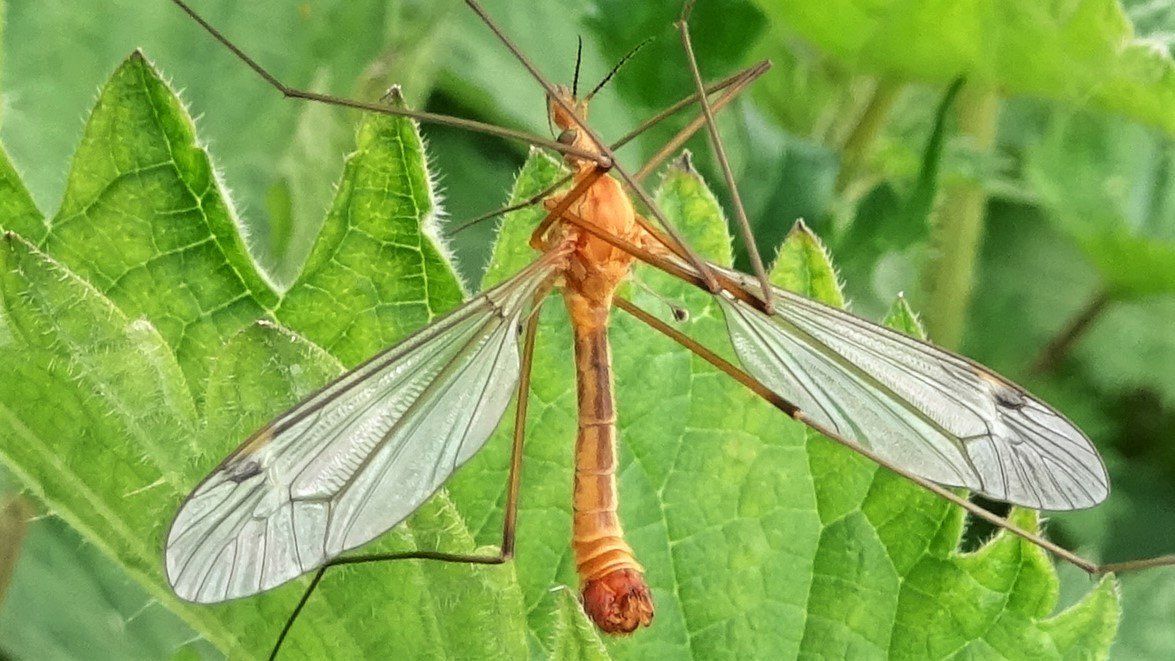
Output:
[0, 245, 245, 653]
[8, 249, 199, 486]
[0, 398, 247, 655]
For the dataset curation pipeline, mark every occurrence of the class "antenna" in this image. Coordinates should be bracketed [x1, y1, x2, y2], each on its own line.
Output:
[573, 36, 584, 98]
[585, 38, 653, 101]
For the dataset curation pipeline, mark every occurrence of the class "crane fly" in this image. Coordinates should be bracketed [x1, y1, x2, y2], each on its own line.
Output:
[163, 0, 1175, 655]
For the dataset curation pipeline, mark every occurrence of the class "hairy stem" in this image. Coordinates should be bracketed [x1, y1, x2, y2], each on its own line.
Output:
[0, 495, 32, 605]
[921, 83, 1001, 349]
[1029, 289, 1112, 375]
[835, 79, 902, 193]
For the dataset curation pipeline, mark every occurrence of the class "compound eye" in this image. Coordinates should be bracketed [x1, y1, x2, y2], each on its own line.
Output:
[557, 128, 579, 145]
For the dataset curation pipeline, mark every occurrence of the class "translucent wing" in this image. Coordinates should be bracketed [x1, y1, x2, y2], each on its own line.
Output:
[165, 259, 557, 603]
[713, 269, 1108, 511]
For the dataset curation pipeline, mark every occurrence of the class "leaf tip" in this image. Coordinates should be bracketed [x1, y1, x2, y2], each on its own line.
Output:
[122, 48, 153, 73]
[883, 293, 928, 339]
[380, 84, 406, 108]
[788, 217, 813, 238]
[770, 219, 845, 306]
[669, 149, 696, 175]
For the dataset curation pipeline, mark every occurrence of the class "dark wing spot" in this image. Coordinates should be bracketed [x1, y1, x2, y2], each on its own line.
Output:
[227, 459, 263, 483]
[994, 387, 1026, 409]
[975, 369, 1027, 409]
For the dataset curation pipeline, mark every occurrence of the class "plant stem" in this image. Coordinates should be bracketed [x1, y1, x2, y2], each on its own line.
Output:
[0, 495, 32, 605]
[1029, 289, 1112, 375]
[835, 79, 902, 193]
[921, 83, 1001, 349]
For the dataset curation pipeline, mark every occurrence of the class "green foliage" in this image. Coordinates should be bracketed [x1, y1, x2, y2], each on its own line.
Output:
[0, 0, 457, 285]
[753, 0, 1175, 136]
[0, 53, 526, 659]
[0, 512, 217, 660]
[0, 49, 1125, 659]
[1028, 111, 1175, 299]
[454, 150, 1119, 658]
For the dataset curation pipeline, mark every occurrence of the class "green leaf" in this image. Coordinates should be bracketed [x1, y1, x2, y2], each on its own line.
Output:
[0, 150, 44, 243]
[451, 149, 1119, 658]
[1077, 296, 1175, 408]
[1, 0, 451, 280]
[754, 0, 1175, 136]
[0, 510, 216, 661]
[882, 294, 925, 337]
[43, 52, 276, 402]
[900, 78, 964, 231]
[996, 108, 1175, 408]
[273, 90, 465, 366]
[0, 52, 529, 658]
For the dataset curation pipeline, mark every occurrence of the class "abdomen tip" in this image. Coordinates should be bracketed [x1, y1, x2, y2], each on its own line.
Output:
[581, 568, 654, 634]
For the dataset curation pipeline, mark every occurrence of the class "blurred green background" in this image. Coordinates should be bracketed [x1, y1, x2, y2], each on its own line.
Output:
[1, 0, 1173, 658]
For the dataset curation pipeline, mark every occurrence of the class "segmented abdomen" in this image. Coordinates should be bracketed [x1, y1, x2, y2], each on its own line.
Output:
[564, 290, 653, 634]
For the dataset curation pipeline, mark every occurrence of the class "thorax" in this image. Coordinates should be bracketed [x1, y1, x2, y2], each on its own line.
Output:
[558, 168, 641, 309]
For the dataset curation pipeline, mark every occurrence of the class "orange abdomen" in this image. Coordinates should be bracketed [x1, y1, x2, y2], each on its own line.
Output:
[564, 291, 653, 634]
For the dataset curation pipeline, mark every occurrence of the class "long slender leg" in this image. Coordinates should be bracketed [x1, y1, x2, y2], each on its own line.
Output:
[623, 56, 767, 264]
[175, 0, 762, 275]
[447, 179, 572, 237]
[614, 61, 770, 157]
[268, 312, 542, 660]
[444, 60, 766, 240]
[676, 1, 773, 312]
[446, 61, 771, 238]
[167, 0, 605, 166]
[625, 65, 769, 268]
[632, 64, 765, 183]
[462, 0, 721, 293]
[612, 296, 1175, 577]
[551, 208, 769, 318]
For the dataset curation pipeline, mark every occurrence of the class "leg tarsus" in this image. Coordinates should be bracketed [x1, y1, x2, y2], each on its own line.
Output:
[270, 566, 326, 661]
